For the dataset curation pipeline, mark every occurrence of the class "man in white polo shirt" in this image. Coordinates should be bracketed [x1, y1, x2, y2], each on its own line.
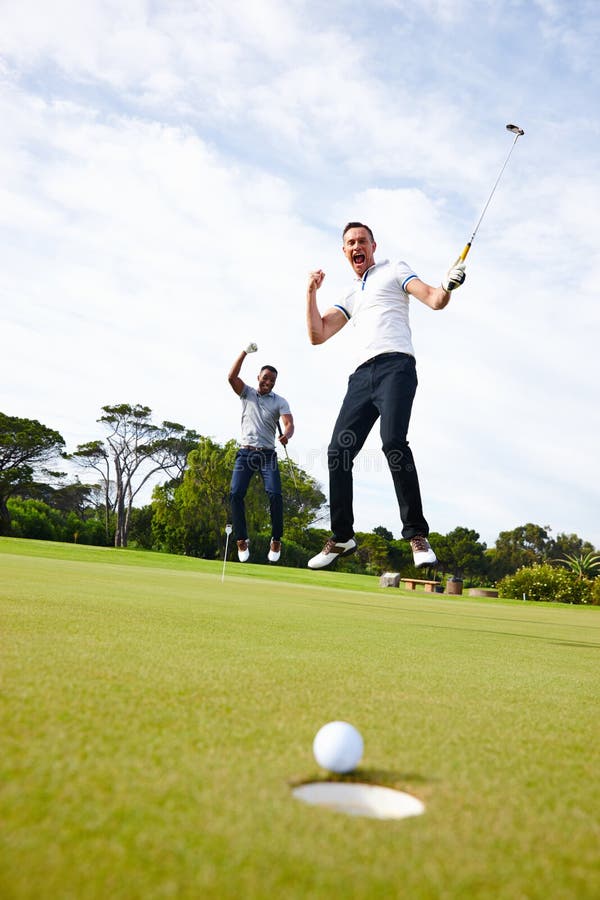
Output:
[306, 222, 465, 570]
[228, 344, 294, 564]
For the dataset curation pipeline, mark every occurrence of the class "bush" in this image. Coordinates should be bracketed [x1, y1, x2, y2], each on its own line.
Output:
[497, 563, 593, 605]
[7, 497, 109, 545]
[590, 578, 600, 606]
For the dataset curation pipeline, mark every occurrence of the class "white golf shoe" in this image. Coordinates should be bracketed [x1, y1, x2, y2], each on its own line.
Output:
[268, 539, 281, 563]
[308, 537, 357, 570]
[410, 536, 437, 568]
[237, 539, 250, 562]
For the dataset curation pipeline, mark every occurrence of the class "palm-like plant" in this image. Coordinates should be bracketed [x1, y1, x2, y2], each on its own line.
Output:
[552, 551, 600, 580]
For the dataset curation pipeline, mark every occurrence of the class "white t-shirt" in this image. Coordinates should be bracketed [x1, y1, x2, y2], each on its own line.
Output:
[335, 259, 418, 367]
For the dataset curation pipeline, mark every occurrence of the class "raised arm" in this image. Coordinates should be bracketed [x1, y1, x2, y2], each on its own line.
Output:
[228, 343, 257, 396]
[306, 269, 347, 345]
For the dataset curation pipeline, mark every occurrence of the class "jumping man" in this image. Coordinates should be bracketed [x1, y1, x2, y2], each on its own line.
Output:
[228, 343, 295, 563]
[306, 222, 465, 570]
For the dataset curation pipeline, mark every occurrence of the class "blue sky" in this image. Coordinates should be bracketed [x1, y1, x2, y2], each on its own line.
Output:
[1, 0, 599, 549]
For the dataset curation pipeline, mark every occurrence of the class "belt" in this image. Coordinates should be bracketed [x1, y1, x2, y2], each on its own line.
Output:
[241, 445, 274, 451]
[359, 351, 413, 368]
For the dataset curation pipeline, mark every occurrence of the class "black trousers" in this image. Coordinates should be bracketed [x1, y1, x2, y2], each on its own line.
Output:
[327, 352, 429, 541]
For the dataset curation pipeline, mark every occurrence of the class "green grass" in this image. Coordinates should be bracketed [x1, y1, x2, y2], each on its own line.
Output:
[1, 537, 599, 899]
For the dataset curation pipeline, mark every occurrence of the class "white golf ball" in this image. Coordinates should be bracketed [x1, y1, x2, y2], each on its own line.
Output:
[313, 721, 364, 773]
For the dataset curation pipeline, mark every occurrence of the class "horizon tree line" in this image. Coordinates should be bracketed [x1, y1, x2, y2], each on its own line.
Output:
[1, 407, 597, 582]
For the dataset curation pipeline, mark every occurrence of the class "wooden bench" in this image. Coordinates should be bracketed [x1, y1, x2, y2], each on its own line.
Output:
[400, 578, 441, 592]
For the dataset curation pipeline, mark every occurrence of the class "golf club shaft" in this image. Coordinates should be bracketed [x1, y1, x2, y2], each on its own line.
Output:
[277, 421, 298, 490]
[457, 126, 524, 262]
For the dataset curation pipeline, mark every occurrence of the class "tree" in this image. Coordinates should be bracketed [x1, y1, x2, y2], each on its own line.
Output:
[552, 532, 596, 559]
[0, 413, 65, 535]
[152, 436, 327, 561]
[69, 404, 199, 547]
[354, 531, 390, 574]
[487, 523, 554, 580]
[279, 461, 327, 546]
[432, 527, 488, 579]
[152, 437, 238, 557]
[22, 476, 96, 517]
[373, 525, 394, 542]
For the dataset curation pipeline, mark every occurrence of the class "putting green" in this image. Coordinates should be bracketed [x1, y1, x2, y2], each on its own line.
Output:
[1, 538, 599, 899]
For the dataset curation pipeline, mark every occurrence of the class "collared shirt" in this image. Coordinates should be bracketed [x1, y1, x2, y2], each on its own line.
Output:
[334, 259, 418, 367]
[239, 385, 291, 449]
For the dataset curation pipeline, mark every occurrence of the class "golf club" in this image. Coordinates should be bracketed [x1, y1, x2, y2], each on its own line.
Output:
[277, 420, 298, 491]
[221, 523, 233, 582]
[456, 123, 525, 263]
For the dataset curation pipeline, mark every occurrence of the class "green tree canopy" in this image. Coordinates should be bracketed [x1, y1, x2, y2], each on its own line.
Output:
[152, 436, 326, 560]
[0, 413, 65, 535]
[487, 523, 553, 580]
[433, 526, 488, 578]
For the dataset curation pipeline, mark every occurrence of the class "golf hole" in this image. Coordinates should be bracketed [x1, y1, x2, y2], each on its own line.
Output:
[292, 782, 425, 820]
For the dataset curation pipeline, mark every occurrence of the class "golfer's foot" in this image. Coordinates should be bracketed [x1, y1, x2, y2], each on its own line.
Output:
[237, 539, 250, 562]
[410, 535, 437, 568]
[308, 537, 357, 570]
[268, 539, 281, 563]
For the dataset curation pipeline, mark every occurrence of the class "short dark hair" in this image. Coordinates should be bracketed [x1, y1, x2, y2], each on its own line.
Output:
[260, 365, 278, 376]
[343, 221, 375, 242]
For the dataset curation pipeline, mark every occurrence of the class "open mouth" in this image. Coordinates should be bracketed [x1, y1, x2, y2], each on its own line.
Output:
[353, 253, 366, 266]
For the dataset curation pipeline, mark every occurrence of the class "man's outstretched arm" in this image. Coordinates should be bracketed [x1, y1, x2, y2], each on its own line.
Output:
[407, 262, 466, 310]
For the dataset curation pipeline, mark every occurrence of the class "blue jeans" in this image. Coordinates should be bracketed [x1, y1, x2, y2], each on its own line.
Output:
[327, 352, 429, 541]
[230, 448, 283, 541]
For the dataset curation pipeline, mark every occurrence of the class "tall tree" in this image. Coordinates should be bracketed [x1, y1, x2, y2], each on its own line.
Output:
[152, 436, 326, 560]
[0, 413, 65, 535]
[69, 404, 199, 547]
[152, 437, 238, 558]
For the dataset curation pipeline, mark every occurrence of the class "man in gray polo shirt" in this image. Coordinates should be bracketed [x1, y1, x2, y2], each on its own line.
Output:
[228, 344, 294, 563]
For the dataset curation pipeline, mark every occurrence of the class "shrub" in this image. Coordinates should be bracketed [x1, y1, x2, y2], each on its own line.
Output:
[8, 498, 60, 541]
[7, 498, 109, 545]
[590, 578, 600, 606]
[497, 563, 593, 605]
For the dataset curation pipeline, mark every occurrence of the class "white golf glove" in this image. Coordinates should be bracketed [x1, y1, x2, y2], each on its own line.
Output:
[442, 262, 466, 292]
[245, 342, 258, 353]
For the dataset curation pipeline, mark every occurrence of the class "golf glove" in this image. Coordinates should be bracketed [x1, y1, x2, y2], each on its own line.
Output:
[245, 342, 258, 353]
[442, 263, 466, 292]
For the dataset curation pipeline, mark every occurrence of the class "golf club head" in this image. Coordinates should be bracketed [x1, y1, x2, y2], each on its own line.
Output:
[506, 123, 524, 136]
[225, 524, 233, 534]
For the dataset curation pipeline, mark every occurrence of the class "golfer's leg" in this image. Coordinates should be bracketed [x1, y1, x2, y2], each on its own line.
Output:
[376, 356, 429, 539]
[262, 451, 284, 540]
[328, 368, 378, 541]
[229, 450, 253, 540]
